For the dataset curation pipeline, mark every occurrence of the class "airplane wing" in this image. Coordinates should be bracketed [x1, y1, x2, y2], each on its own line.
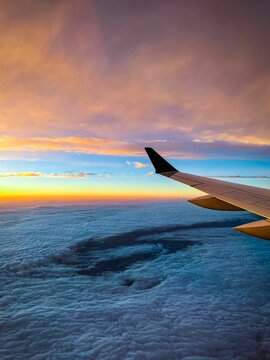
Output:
[145, 147, 270, 240]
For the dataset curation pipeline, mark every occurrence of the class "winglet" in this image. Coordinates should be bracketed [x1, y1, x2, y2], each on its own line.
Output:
[145, 147, 177, 174]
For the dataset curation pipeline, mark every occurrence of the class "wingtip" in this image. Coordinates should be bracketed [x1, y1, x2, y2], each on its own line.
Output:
[144, 147, 177, 173]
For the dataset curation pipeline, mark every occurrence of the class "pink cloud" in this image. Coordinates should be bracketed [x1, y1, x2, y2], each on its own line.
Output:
[0, 136, 204, 158]
[0, 0, 269, 158]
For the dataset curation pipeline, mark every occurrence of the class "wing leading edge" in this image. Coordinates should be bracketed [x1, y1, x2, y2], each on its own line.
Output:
[145, 147, 270, 240]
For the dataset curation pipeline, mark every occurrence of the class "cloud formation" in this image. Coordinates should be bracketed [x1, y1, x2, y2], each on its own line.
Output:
[0, 135, 269, 160]
[126, 161, 151, 168]
[0, 0, 269, 160]
[0, 136, 139, 156]
[0, 171, 109, 179]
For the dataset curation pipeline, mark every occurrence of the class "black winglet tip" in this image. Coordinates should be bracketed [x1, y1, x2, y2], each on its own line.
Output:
[144, 147, 177, 173]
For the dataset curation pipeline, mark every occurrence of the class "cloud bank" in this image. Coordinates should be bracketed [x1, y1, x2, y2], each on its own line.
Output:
[0, 0, 269, 160]
[0, 136, 269, 159]
[0, 171, 110, 178]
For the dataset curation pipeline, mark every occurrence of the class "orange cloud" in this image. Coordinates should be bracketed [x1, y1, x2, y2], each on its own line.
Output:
[194, 132, 270, 146]
[0, 135, 269, 161]
[0, 172, 42, 177]
[0, 136, 139, 156]
[0, 171, 97, 178]
[0, 0, 269, 155]
[0, 136, 207, 158]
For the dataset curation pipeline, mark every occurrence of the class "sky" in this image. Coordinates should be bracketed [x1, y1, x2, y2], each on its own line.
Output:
[0, 0, 270, 203]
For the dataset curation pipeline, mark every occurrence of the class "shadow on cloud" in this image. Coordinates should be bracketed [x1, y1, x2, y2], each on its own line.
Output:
[53, 217, 256, 277]
[2, 216, 259, 283]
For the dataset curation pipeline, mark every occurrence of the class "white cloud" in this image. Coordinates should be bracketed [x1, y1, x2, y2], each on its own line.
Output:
[126, 161, 151, 169]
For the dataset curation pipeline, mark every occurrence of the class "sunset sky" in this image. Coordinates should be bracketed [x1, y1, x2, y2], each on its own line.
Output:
[0, 0, 269, 203]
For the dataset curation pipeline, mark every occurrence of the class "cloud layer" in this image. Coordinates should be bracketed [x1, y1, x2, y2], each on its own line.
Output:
[0, 171, 92, 178]
[0, 171, 111, 179]
[1, 203, 269, 359]
[0, 0, 270, 159]
[0, 136, 269, 160]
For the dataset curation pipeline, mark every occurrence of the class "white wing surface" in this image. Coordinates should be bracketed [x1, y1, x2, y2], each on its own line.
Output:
[145, 147, 270, 240]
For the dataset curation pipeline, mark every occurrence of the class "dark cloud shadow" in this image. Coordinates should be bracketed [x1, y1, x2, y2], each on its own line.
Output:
[52, 216, 258, 277]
